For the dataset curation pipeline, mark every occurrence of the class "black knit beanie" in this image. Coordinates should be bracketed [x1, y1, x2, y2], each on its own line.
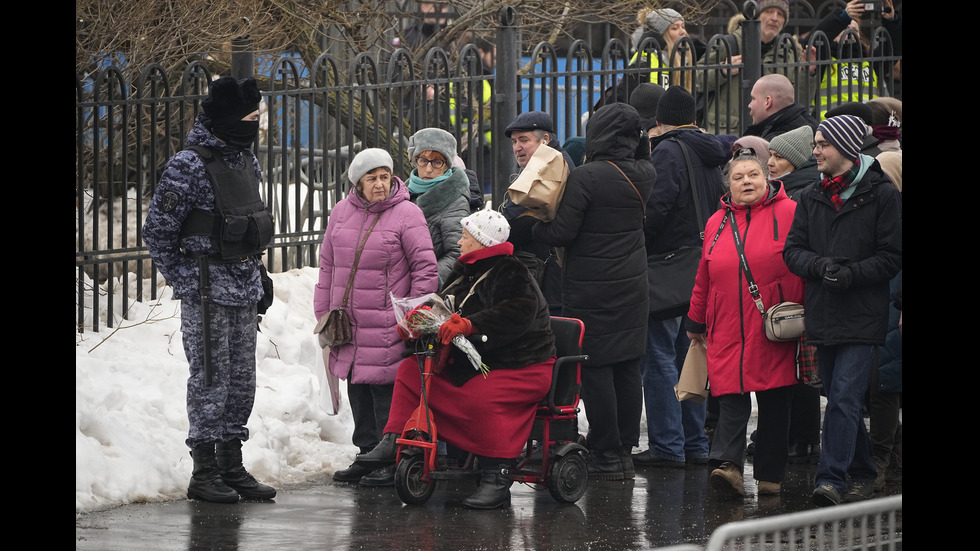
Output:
[202, 76, 261, 126]
[655, 85, 696, 126]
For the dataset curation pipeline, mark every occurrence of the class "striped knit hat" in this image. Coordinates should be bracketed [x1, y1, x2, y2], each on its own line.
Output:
[817, 115, 867, 162]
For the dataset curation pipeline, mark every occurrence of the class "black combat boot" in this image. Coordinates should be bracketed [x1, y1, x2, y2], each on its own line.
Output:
[462, 457, 514, 509]
[355, 432, 398, 465]
[188, 443, 240, 503]
[215, 439, 277, 500]
[587, 448, 625, 481]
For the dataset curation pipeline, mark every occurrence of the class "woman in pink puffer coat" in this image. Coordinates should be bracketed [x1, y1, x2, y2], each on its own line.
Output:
[314, 148, 438, 485]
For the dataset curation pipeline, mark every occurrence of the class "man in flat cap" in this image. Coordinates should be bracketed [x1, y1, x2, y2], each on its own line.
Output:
[498, 111, 576, 316]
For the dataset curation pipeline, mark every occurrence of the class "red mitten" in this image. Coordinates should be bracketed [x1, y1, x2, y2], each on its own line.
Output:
[437, 313, 474, 345]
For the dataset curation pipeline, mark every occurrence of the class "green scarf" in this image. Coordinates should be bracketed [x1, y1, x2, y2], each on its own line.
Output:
[408, 168, 453, 194]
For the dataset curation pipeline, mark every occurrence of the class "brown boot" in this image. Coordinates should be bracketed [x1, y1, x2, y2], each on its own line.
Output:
[710, 462, 745, 498]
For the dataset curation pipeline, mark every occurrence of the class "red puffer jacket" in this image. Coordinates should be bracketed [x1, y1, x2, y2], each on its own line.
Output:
[686, 181, 804, 396]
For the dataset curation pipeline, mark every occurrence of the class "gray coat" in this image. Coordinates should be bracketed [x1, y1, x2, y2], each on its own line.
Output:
[410, 167, 471, 286]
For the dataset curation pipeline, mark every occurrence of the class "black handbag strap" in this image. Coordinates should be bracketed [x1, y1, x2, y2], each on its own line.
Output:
[669, 137, 704, 239]
[604, 161, 645, 221]
[341, 212, 382, 308]
[726, 211, 766, 316]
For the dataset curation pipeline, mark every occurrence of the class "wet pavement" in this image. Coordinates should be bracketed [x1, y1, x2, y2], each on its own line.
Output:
[75, 455, 902, 550]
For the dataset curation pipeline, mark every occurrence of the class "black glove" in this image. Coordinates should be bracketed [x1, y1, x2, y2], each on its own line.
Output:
[257, 264, 274, 315]
[823, 264, 853, 292]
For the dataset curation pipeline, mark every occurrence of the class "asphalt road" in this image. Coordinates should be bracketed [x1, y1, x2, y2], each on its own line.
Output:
[75, 453, 902, 551]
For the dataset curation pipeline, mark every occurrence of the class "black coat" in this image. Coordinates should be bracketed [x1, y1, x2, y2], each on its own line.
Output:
[743, 103, 819, 142]
[778, 156, 821, 200]
[783, 157, 902, 345]
[646, 127, 729, 254]
[441, 251, 556, 386]
[533, 103, 656, 363]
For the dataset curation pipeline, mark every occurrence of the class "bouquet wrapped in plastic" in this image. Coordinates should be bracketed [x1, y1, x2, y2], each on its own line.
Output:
[391, 293, 489, 377]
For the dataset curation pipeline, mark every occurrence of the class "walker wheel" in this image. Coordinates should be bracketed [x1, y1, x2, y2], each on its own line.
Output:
[547, 451, 588, 503]
[394, 451, 435, 505]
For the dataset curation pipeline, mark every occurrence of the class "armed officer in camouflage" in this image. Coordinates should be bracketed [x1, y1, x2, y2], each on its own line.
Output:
[143, 76, 276, 504]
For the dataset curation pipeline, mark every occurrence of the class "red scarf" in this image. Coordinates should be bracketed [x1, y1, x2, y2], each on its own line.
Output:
[458, 241, 514, 263]
[820, 158, 861, 211]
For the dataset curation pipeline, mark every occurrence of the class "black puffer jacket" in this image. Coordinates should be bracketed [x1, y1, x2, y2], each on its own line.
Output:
[533, 103, 656, 364]
[783, 155, 902, 345]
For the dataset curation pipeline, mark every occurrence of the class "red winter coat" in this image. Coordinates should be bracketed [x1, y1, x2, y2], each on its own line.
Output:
[686, 181, 804, 396]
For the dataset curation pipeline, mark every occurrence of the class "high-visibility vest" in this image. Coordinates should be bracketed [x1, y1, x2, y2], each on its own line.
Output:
[449, 79, 493, 146]
[628, 50, 670, 88]
[815, 59, 878, 120]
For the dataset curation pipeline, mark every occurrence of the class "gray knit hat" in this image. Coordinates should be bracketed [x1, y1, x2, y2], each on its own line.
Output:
[757, 0, 789, 20]
[347, 148, 394, 186]
[407, 128, 458, 166]
[817, 115, 867, 162]
[461, 209, 510, 248]
[643, 8, 683, 36]
[768, 125, 814, 170]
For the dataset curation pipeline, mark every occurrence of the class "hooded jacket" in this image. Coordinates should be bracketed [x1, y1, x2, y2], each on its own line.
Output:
[143, 114, 265, 307]
[646, 127, 729, 254]
[685, 181, 804, 396]
[533, 103, 656, 364]
[314, 177, 439, 384]
[409, 167, 471, 286]
[783, 154, 902, 345]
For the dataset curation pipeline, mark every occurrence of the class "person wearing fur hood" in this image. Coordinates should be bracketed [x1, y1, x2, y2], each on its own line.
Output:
[406, 128, 473, 287]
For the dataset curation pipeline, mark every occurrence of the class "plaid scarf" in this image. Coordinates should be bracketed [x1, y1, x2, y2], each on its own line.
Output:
[820, 158, 861, 211]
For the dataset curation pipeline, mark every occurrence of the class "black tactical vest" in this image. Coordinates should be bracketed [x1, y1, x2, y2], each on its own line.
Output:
[179, 145, 275, 261]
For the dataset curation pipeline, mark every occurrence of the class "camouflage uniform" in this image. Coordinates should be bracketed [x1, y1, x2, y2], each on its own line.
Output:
[143, 114, 265, 449]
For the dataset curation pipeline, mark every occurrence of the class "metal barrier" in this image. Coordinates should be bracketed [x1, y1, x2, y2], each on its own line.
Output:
[698, 494, 903, 550]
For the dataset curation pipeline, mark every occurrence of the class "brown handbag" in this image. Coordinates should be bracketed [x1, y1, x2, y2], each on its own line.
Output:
[315, 213, 381, 348]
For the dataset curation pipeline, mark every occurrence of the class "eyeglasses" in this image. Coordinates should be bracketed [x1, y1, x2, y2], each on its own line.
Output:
[811, 141, 833, 152]
[415, 157, 446, 169]
[732, 147, 756, 159]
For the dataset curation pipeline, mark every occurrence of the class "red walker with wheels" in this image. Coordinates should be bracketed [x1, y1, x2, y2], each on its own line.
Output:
[392, 316, 590, 505]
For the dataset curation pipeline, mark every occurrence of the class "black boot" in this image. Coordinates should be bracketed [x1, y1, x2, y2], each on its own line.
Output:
[333, 462, 374, 483]
[587, 449, 624, 481]
[621, 447, 635, 480]
[188, 443, 240, 503]
[359, 463, 396, 487]
[355, 432, 398, 465]
[462, 458, 513, 509]
[216, 439, 277, 500]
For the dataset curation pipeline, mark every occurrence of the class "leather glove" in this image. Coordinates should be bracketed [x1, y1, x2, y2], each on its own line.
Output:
[823, 264, 853, 292]
[812, 256, 849, 280]
[437, 313, 474, 345]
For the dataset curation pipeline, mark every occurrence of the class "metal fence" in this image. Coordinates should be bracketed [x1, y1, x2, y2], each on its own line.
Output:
[656, 494, 902, 550]
[76, 5, 901, 333]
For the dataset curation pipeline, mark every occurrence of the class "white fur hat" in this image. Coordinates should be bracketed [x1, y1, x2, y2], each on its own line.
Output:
[461, 209, 510, 248]
[347, 148, 393, 186]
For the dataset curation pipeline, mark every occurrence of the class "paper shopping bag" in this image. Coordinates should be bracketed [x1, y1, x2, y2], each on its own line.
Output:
[507, 143, 570, 222]
[675, 340, 709, 403]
